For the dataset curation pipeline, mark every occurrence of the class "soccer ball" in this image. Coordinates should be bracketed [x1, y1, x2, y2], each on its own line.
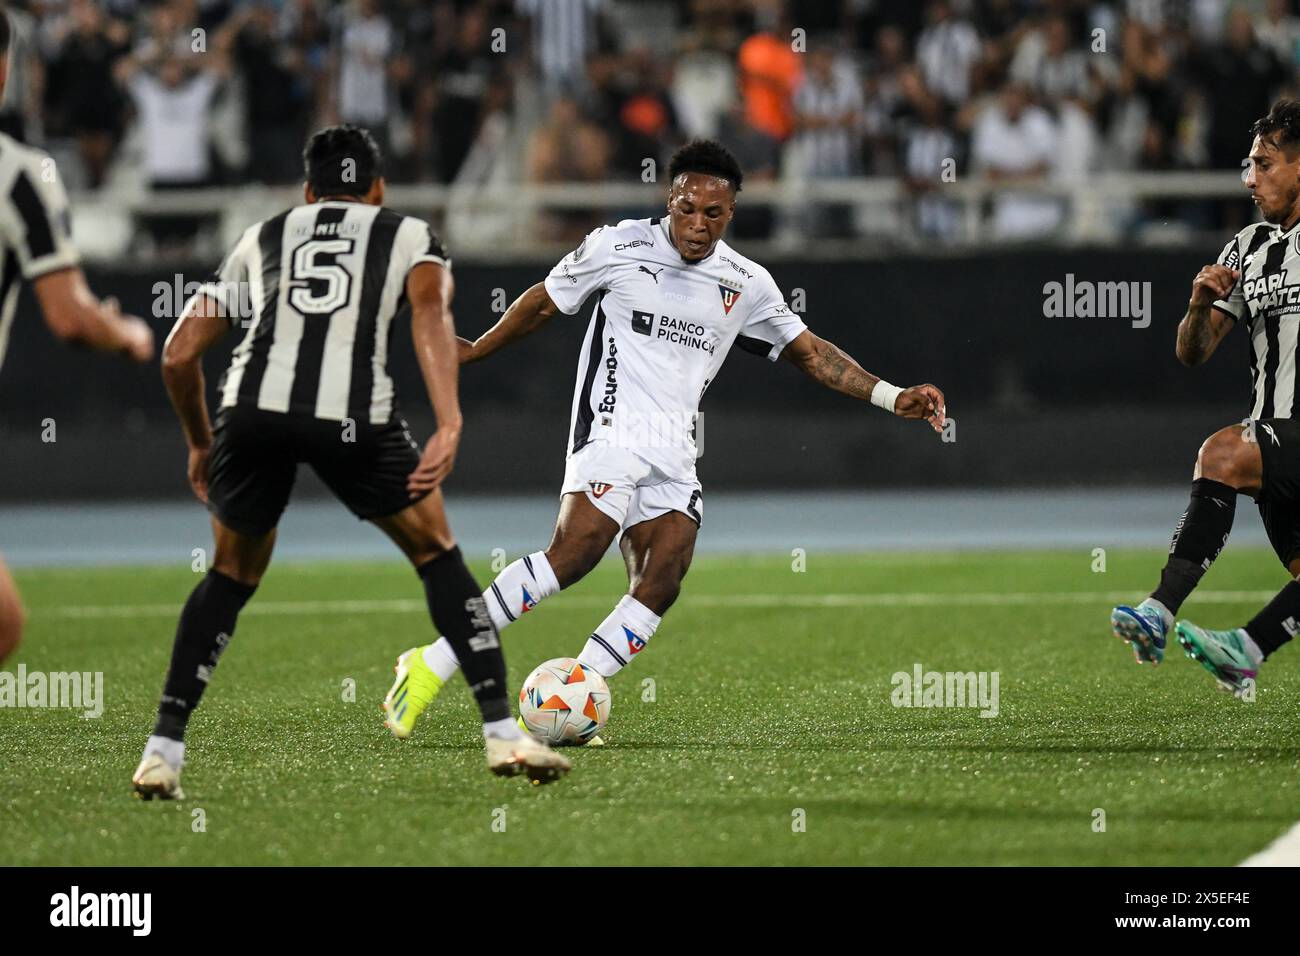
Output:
[518, 658, 611, 746]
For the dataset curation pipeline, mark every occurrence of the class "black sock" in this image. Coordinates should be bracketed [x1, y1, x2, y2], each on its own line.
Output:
[153, 570, 257, 741]
[1150, 478, 1237, 615]
[417, 547, 510, 723]
[1244, 580, 1300, 658]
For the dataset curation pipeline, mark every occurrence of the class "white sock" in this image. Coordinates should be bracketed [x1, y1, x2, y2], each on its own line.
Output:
[421, 639, 461, 682]
[578, 595, 662, 678]
[1239, 629, 1266, 667]
[483, 717, 523, 740]
[1139, 597, 1174, 629]
[144, 734, 185, 770]
[425, 552, 560, 676]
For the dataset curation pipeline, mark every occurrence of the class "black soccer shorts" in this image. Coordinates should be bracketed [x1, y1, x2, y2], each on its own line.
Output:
[206, 405, 426, 536]
[1253, 417, 1300, 567]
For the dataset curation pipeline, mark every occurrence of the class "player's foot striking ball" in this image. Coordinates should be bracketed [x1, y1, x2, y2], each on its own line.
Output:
[1112, 100, 1300, 684]
[134, 125, 568, 798]
[391, 138, 947, 743]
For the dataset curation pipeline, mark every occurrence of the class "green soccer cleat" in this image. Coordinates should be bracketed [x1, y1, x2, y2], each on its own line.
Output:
[383, 646, 445, 740]
[1174, 621, 1259, 696]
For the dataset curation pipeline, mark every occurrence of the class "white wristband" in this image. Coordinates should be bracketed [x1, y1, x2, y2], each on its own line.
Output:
[870, 380, 903, 413]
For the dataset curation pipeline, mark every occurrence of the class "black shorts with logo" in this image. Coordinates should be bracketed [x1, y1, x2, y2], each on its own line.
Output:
[206, 405, 425, 535]
[1253, 417, 1300, 566]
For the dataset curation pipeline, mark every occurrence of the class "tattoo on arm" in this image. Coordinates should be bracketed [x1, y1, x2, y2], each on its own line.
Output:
[806, 337, 879, 400]
[1177, 305, 1229, 365]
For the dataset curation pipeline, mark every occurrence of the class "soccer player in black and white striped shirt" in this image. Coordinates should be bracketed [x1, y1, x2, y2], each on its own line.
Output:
[1112, 100, 1300, 694]
[0, 11, 154, 667]
[131, 126, 568, 798]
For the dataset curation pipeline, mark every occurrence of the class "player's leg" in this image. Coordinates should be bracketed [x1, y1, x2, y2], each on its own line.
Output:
[371, 490, 569, 781]
[420, 492, 620, 680]
[0, 554, 25, 666]
[134, 408, 292, 800]
[418, 443, 636, 687]
[1175, 507, 1300, 696]
[573, 482, 702, 679]
[1112, 423, 1259, 663]
[133, 518, 276, 800]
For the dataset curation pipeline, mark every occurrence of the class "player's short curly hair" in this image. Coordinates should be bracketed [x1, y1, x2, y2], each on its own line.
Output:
[1250, 100, 1300, 153]
[303, 125, 384, 198]
[667, 139, 743, 193]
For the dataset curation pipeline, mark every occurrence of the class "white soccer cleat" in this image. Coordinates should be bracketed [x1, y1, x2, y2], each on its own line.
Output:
[486, 734, 572, 784]
[132, 753, 185, 801]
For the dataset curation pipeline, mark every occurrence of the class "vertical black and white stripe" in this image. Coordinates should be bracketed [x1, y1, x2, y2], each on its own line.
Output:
[516, 0, 605, 88]
[214, 200, 449, 425]
[0, 133, 81, 376]
[1213, 220, 1300, 420]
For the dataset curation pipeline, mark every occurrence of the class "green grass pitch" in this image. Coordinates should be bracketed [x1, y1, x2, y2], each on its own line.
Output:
[2, 549, 1298, 866]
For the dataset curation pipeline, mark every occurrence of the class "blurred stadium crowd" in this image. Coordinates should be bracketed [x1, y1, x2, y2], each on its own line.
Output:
[2, 0, 1290, 241]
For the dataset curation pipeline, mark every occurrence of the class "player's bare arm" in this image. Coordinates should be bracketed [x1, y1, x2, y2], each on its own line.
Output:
[1176, 265, 1238, 367]
[781, 329, 947, 433]
[407, 260, 463, 495]
[33, 267, 154, 361]
[161, 294, 228, 502]
[457, 280, 561, 363]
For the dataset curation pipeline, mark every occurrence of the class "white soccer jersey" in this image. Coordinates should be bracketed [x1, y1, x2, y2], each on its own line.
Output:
[0, 132, 81, 375]
[544, 217, 807, 478]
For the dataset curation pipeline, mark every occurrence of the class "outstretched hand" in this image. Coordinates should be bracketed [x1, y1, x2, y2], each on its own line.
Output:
[894, 383, 946, 434]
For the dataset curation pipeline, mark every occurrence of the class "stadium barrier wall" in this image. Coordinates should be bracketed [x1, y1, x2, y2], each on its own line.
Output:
[0, 249, 1248, 500]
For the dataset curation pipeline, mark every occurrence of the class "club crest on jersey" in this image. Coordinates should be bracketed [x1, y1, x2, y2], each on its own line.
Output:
[718, 284, 742, 315]
[622, 625, 646, 655]
[588, 481, 614, 499]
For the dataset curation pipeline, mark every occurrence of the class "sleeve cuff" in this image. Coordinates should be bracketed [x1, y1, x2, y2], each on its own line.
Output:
[765, 321, 808, 361]
[543, 274, 580, 315]
[1212, 301, 1241, 323]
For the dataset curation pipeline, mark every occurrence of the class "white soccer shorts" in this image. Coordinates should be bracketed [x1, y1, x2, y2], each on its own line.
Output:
[560, 440, 702, 533]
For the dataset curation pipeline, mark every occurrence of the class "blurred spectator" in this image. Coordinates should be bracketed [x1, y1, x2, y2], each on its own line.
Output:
[116, 23, 233, 252]
[1256, 0, 1300, 64]
[916, 0, 981, 107]
[589, 47, 682, 178]
[1010, 15, 1096, 104]
[0, 4, 41, 142]
[792, 43, 863, 237]
[1204, 6, 1288, 169]
[420, 4, 506, 183]
[671, 34, 735, 140]
[231, 2, 311, 184]
[717, 100, 779, 239]
[330, 0, 395, 155]
[971, 82, 1061, 239]
[861, 24, 909, 175]
[527, 95, 610, 241]
[793, 45, 863, 178]
[517, 0, 613, 97]
[44, 0, 132, 187]
[116, 47, 229, 189]
[737, 9, 801, 142]
[898, 69, 962, 241]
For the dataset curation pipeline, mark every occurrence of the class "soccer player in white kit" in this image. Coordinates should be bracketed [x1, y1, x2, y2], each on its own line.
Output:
[381, 140, 947, 742]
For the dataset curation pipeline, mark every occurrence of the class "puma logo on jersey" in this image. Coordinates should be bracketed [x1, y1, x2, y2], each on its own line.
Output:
[639, 265, 663, 284]
[588, 482, 614, 499]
